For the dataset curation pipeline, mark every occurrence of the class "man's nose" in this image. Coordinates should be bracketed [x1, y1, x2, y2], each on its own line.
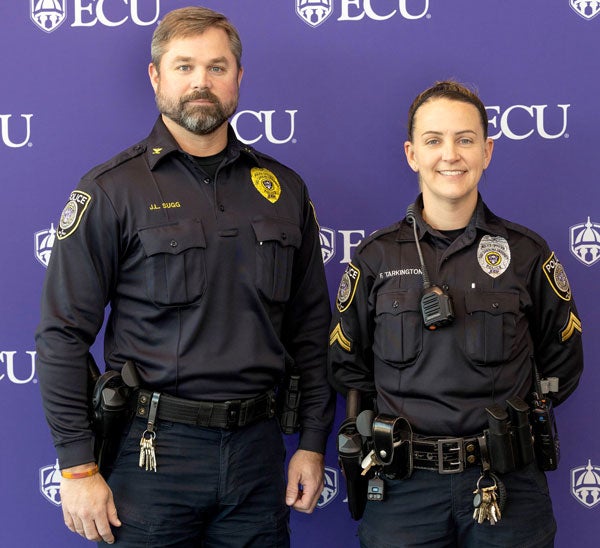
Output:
[191, 69, 211, 89]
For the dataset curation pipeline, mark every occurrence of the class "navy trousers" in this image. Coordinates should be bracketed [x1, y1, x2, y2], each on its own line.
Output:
[358, 463, 556, 547]
[100, 416, 290, 547]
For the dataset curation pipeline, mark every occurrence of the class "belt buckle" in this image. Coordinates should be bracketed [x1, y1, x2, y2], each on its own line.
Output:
[224, 400, 241, 429]
[437, 438, 464, 474]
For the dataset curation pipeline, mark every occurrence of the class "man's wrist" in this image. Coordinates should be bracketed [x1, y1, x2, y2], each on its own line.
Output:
[60, 462, 98, 479]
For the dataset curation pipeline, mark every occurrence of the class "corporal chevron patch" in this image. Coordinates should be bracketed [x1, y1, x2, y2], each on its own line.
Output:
[329, 322, 352, 352]
[560, 310, 582, 342]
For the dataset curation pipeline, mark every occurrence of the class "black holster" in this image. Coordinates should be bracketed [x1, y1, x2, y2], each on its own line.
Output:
[337, 390, 369, 520]
[88, 357, 138, 471]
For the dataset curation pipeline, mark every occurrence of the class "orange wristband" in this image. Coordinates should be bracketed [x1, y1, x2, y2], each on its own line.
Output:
[61, 464, 99, 479]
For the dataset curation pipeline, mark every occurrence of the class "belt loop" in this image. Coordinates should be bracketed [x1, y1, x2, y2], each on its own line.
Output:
[240, 398, 253, 426]
[196, 402, 213, 427]
[226, 401, 241, 429]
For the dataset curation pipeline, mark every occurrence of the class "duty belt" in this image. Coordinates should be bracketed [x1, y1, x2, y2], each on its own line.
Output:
[412, 436, 482, 474]
[135, 389, 277, 430]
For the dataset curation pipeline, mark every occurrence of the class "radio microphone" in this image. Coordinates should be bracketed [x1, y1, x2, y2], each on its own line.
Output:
[406, 204, 454, 330]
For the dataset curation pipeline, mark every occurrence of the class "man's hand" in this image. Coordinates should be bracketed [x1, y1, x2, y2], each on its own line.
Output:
[285, 449, 325, 514]
[60, 463, 121, 544]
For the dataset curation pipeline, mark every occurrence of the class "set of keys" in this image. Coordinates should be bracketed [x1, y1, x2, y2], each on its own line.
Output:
[139, 430, 157, 472]
[361, 449, 381, 476]
[472, 474, 502, 525]
[139, 392, 160, 472]
[361, 449, 386, 501]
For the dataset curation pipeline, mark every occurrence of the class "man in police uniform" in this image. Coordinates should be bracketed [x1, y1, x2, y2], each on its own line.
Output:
[328, 81, 583, 547]
[36, 7, 333, 546]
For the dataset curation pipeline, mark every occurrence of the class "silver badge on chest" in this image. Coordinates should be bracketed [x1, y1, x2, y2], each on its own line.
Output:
[477, 235, 511, 278]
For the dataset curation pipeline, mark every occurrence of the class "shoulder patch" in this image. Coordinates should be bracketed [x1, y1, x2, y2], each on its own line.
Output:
[560, 310, 582, 342]
[57, 191, 91, 240]
[336, 262, 360, 313]
[542, 252, 571, 301]
[251, 167, 281, 203]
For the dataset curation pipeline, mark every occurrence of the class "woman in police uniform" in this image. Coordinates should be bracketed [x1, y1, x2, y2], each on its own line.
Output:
[328, 81, 583, 547]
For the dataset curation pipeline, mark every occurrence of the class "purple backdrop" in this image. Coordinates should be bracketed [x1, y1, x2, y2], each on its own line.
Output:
[1, 1, 599, 546]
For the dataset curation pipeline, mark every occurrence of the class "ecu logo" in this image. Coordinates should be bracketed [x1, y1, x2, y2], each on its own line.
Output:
[296, 0, 333, 28]
[570, 0, 600, 20]
[31, 0, 67, 33]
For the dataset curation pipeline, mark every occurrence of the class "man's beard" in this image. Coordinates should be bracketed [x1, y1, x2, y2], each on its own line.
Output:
[155, 89, 238, 135]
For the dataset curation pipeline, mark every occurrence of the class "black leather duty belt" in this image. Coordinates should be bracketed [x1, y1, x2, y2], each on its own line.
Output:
[412, 436, 482, 474]
[135, 389, 277, 430]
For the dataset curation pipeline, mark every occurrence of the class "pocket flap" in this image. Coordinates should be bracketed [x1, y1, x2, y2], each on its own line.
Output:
[465, 291, 519, 315]
[376, 291, 421, 316]
[138, 218, 206, 257]
[251, 217, 301, 248]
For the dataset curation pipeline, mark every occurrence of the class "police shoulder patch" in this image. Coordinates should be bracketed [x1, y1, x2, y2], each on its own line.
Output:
[251, 167, 281, 203]
[542, 252, 571, 301]
[336, 262, 360, 313]
[57, 190, 91, 240]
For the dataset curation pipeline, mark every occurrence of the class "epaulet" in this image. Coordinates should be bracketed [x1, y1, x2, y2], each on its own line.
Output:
[244, 144, 273, 162]
[502, 219, 547, 248]
[244, 145, 295, 172]
[81, 141, 147, 181]
[356, 222, 401, 253]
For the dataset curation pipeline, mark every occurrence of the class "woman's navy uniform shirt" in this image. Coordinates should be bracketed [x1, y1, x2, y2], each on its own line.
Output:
[328, 194, 583, 437]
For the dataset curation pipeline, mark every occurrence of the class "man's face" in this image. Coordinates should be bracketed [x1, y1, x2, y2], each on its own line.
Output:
[404, 98, 493, 208]
[149, 27, 243, 136]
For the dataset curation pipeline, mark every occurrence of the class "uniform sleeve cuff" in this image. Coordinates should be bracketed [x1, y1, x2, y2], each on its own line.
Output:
[55, 437, 96, 469]
[298, 428, 329, 454]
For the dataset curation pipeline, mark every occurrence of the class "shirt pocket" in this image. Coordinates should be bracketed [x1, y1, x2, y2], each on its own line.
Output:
[464, 290, 520, 365]
[374, 290, 422, 367]
[251, 216, 302, 302]
[138, 218, 207, 307]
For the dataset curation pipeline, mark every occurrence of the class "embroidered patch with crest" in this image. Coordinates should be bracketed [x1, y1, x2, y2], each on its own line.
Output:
[57, 190, 91, 240]
[477, 235, 511, 278]
[251, 167, 281, 203]
[543, 252, 571, 301]
[336, 263, 360, 313]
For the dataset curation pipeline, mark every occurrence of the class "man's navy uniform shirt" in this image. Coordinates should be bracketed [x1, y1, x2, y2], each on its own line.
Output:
[328, 194, 583, 437]
[36, 118, 334, 468]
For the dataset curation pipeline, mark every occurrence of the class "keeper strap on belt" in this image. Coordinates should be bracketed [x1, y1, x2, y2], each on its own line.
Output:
[135, 389, 276, 430]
